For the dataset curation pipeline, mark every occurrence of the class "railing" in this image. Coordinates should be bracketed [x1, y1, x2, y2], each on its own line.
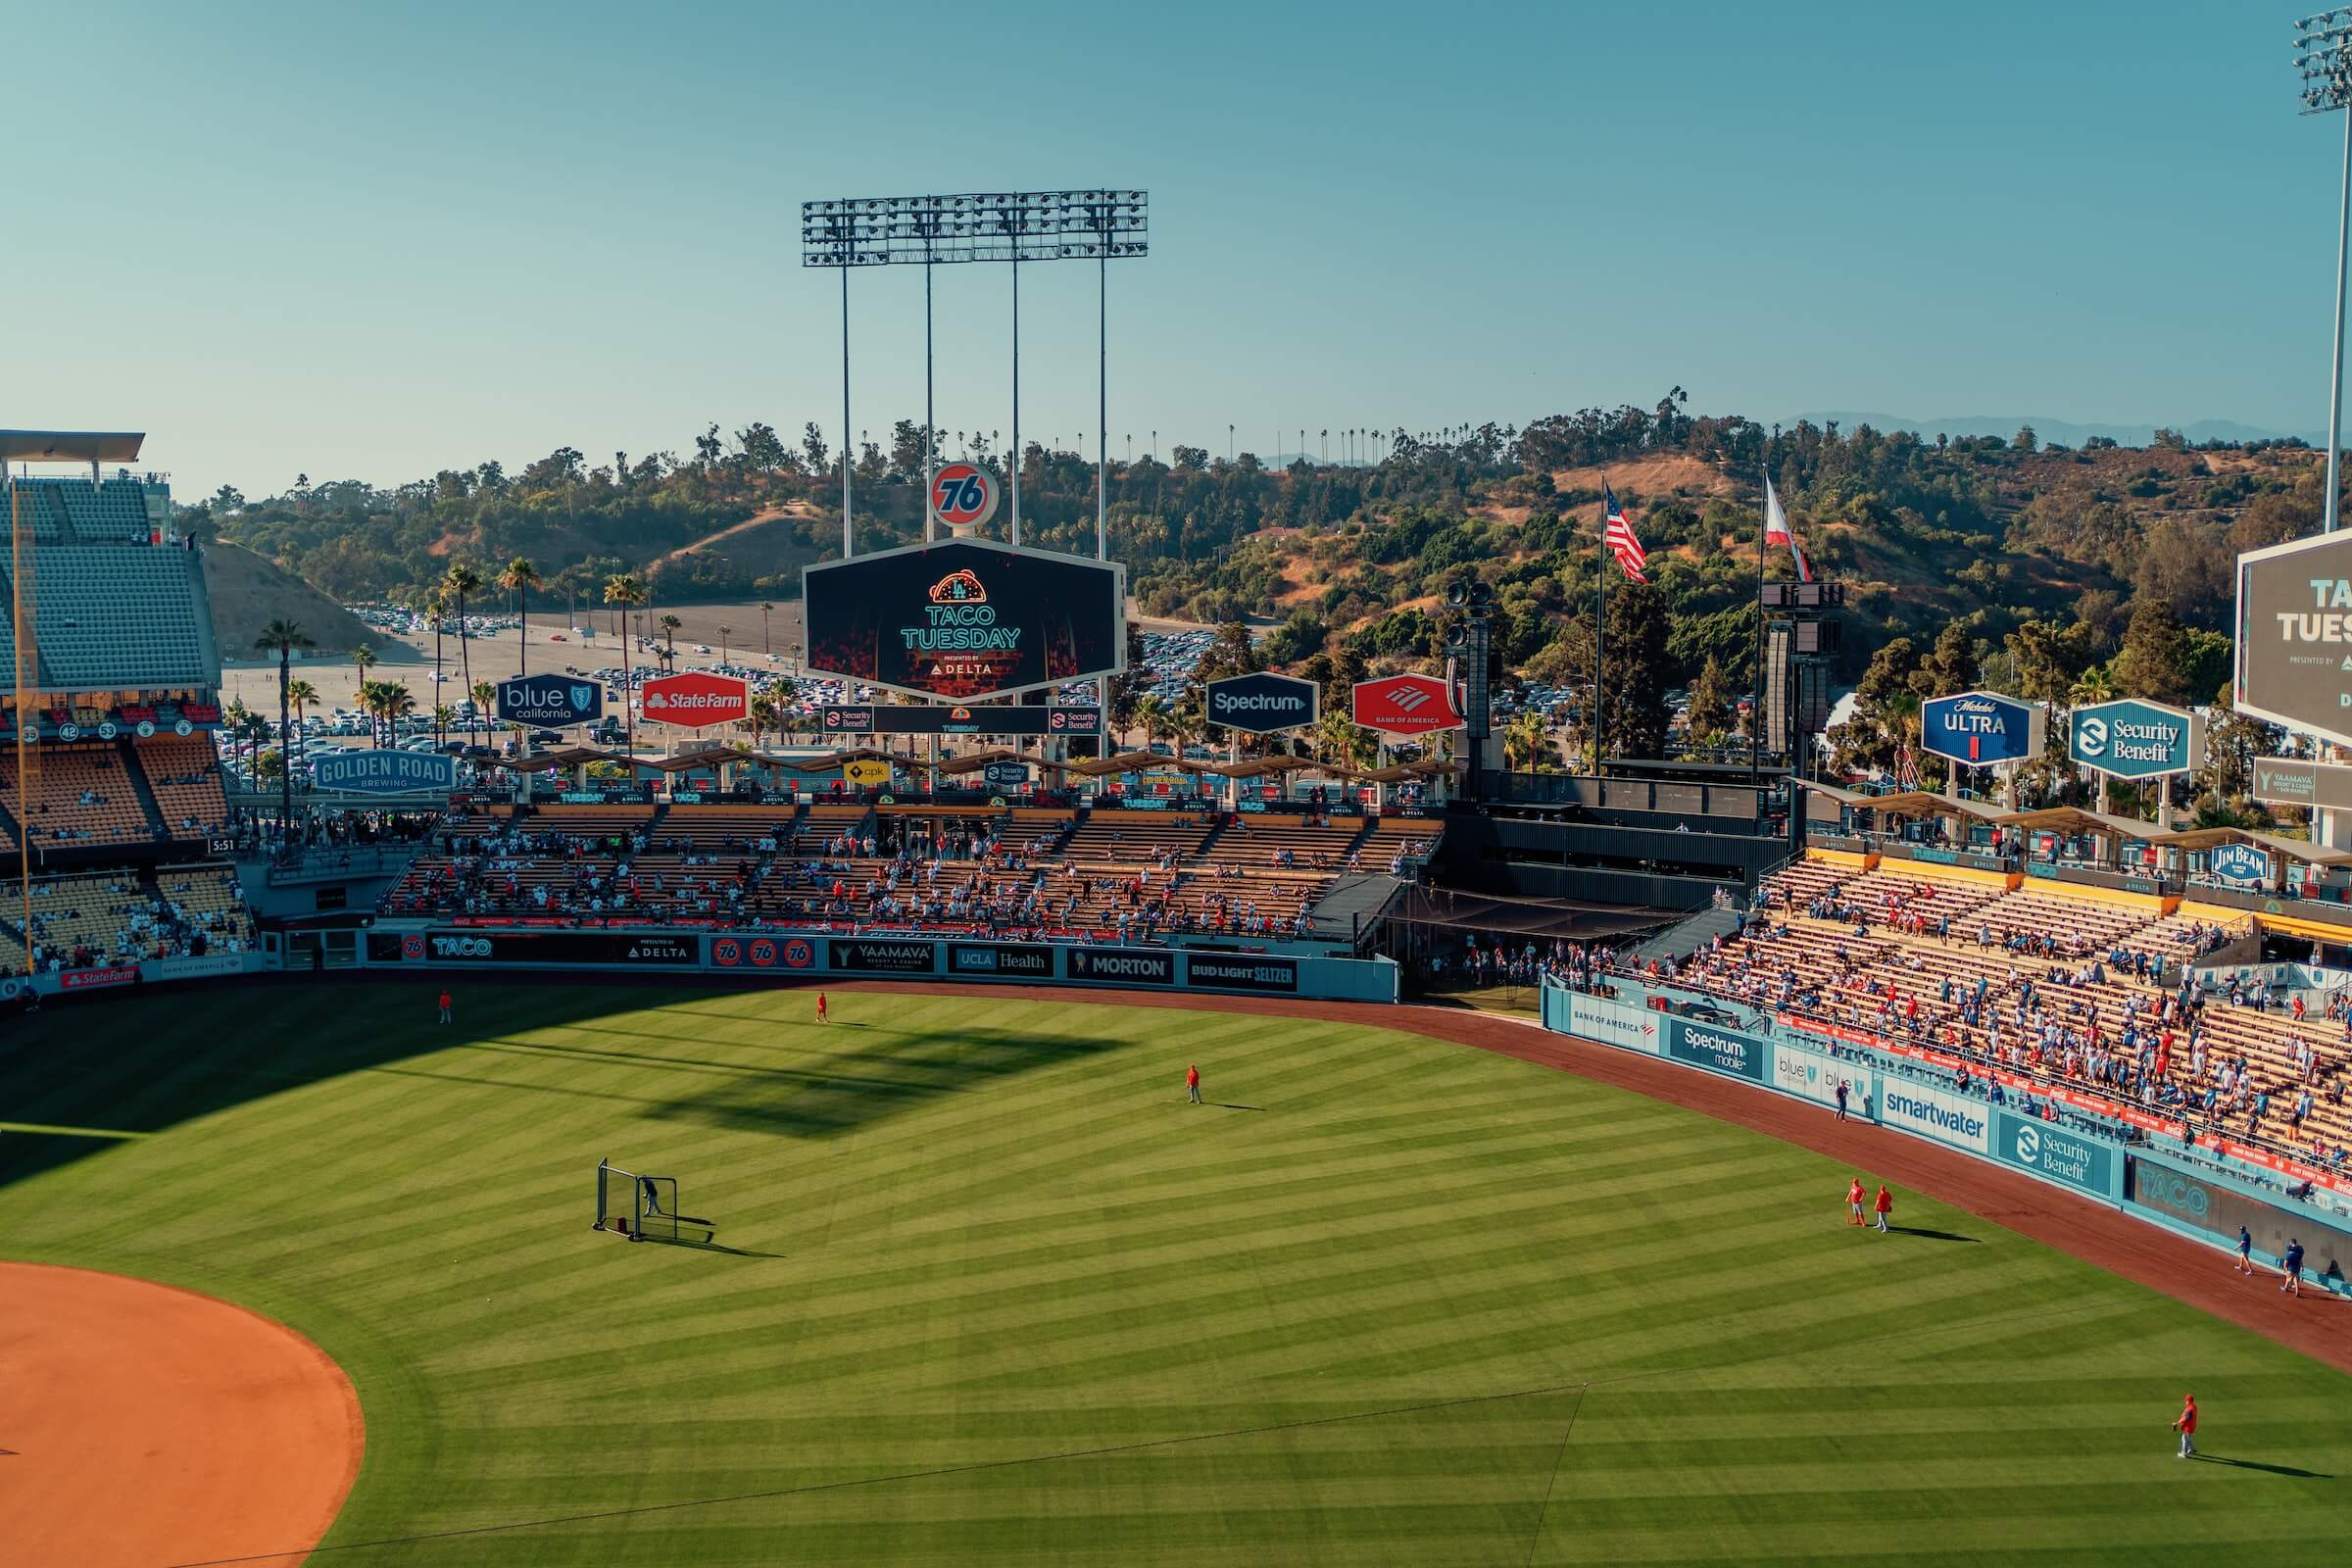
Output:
[263, 844, 422, 886]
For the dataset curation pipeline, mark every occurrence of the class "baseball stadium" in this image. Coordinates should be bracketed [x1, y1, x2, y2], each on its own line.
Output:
[6, 415, 2352, 1568]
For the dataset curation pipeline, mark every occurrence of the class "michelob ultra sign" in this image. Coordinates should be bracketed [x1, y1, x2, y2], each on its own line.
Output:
[1919, 690, 2045, 766]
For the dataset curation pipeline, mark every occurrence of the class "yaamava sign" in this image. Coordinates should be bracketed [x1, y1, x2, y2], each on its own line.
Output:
[2066, 697, 2202, 780]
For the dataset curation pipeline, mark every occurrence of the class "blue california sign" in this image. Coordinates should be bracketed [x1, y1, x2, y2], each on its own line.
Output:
[313, 749, 458, 795]
[1920, 690, 2045, 767]
[2209, 842, 2271, 888]
[2066, 698, 2202, 780]
[497, 675, 603, 726]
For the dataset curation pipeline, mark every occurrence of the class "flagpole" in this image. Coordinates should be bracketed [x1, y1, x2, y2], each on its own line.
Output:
[1750, 445, 1766, 779]
[1593, 477, 1608, 775]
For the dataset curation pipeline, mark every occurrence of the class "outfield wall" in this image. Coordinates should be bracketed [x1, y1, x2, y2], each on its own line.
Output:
[1542, 980, 2347, 1293]
[358, 925, 1400, 1004]
[0, 951, 264, 1002]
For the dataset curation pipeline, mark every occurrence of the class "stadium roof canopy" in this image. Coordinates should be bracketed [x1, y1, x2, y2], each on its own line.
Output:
[2151, 824, 2352, 866]
[1798, 783, 2009, 822]
[0, 430, 144, 464]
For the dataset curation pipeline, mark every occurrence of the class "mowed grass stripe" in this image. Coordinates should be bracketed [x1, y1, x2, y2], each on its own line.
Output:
[7, 983, 2348, 1567]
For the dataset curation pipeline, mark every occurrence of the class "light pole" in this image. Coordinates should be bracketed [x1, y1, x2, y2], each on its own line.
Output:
[2300, 9, 2352, 530]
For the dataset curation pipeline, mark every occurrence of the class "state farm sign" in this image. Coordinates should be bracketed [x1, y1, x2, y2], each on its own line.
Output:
[640, 672, 749, 728]
[1351, 673, 1462, 736]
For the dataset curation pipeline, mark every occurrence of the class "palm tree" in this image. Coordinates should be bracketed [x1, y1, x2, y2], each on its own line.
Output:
[659, 613, 682, 668]
[442, 563, 484, 749]
[717, 625, 732, 664]
[747, 693, 777, 752]
[498, 557, 542, 677]
[351, 642, 376, 703]
[286, 678, 318, 788]
[604, 572, 648, 756]
[760, 600, 774, 657]
[1504, 709, 1551, 771]
[1136, 693, 1169, 750]
[371, 681, 416, 749]
[471, 681, 497, 751]
[222, 696, 254, 774]
[255, 618, 314, 840]
[424, 587, 448, 743]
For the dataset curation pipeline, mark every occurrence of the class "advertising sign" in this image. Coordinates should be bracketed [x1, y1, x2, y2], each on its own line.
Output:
[802, 538, 1126, 701]
[982, 761, 1029, 787]
[841, 759, 893, 787]
[420, 930, 698, 966]
[1185, 954, 1299, 993]
[497, 675, 604, 726]
[819, 704, 1102, 736]
[828, 938, 937, 973]
[929, 462, 1003, 535]
[1879, 1080, 1991, 1154]
[2208, 842, 2271, 888]
[947, 942, 1056, 979]
[1351, 673, 1463, 736]
[59, 965, 137, 992]
[1994, 1110, 2114, 1197]
[2235, 527, 2352, 748]
[641, 672, 749, 729]
[1769, 1041, 1872, 1117]
[1566, 991, 1665, 1054]
[1205, 671, 1319, 734]
[2066, 698, 2202, 780]
[1067, 946, 1175, 986]
[2250, 756, 2352, 810]
[314, 749, 459, 795]
[1919, 691, 2045, 767]
[1665, 1018, 1767, 1081]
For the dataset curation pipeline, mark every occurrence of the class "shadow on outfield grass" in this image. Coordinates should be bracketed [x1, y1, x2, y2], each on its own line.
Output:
[1886, 1226, 1981, 1244]
[2193, 1454, 2332, 1478]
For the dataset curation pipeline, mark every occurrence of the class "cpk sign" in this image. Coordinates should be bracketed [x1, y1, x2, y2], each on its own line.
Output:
[1352, 673, 1462, 736]
[640, 672, 748, 728]
[2067, 698, 2202, 780]
[2236, 528, 2352, 747]
[1206, 671, 1319, 734]
[1920, 690, 2044, 767]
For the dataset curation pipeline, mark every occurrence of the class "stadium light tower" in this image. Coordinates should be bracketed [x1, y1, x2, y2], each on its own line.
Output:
[2299, 10, 2352, 530]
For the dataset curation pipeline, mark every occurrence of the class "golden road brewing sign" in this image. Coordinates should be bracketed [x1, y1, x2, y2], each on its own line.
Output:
[2235, 528, 2352, 748]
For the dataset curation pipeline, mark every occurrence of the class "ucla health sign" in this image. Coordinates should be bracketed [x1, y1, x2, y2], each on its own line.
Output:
[1666, 1018, 1766, 1081]
[314, 749, 457, 795]
[1880, 1081, 1991, 1154]
[1920, 690, 2046, 767]
[1994, 1110, 2114, 1198]
[2066, 698, 2201, 780]
[498, 675, 603, 726]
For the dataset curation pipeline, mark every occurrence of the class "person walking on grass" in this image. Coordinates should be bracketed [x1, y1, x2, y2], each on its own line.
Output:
[815, 991, 829, 1025]
[437, 988, 452, 1026]
[1874, 1184, 1893, 1234]
[2281, 1238, 2306, 1297]
[2236, 1224, 2255, 1276]
[1847, 1177, 1867, 1226]
[2174, 1394, 2197, 1458]
[1835, 1079, 1850, 1121]
[1186, 1063, 1201, 1104]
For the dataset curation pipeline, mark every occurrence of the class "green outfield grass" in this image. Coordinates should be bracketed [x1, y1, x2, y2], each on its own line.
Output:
[3, 980, 2345, 1565]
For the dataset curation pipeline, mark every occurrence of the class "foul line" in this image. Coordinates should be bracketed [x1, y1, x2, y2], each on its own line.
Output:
[164, 1379, 1590, 1566]
[1523, 1383, 1589, 1568]
[0, 1120, 148, 1141]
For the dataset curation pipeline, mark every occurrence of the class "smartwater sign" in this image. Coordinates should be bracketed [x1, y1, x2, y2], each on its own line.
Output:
[1920, 691, 2045, 767]
[314, 750, 457, 795]
[1666, 1018, 1766, 1081]
[2066, 698, 2201, 780]
[1566, 991, 1665, 1054]
[1769, 1042, 1872, 1119]
[1880, 1081, 1991, 1154]
[1994, 1110, 2114, 1198]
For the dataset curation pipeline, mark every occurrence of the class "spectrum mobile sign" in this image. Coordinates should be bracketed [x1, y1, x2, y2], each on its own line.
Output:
[802, 539, 1125, 702]
[2235, 528, 2352, 748]
[2066, 697, 2202, 780]
[1920, 690, 2045, 767]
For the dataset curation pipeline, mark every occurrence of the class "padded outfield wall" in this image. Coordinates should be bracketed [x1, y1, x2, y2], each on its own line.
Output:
[1543, 980, 2349, 1293]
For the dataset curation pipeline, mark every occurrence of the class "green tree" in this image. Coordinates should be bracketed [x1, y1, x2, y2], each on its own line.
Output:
[604, 572, 648, 755]
[1686, 655, 1734, 741]
[1910, 619, 1982, 700]
[2112, 596, 2193, 706]
[254, 618, 313, 839]
[1195, 620, 1263, 687]
[498, 557, 542, 677]
[1599, 581, 1672, 759]
[442, 562, 484, 748]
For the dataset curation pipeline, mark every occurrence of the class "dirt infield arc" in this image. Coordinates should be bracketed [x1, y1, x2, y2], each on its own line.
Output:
[0, 1262, 362, 1568]
[858, 981, 2352, 1376]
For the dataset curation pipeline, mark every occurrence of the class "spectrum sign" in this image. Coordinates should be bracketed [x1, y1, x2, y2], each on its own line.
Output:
[1920, 690, 2045, 767]
[2066, 698, 2202, 780]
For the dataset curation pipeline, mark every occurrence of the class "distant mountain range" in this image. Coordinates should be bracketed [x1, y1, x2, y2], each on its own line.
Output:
[1788, 412, 2322, 449]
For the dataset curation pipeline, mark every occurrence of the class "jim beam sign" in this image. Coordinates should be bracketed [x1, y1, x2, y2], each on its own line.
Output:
[2235, 528, 2352, 749]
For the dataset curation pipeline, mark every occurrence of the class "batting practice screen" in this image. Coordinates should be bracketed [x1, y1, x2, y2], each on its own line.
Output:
[802, 539, 1125, 701]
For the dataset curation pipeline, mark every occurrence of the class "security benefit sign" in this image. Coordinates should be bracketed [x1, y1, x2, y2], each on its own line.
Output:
[1920, 690, 2045, 767]
[1205, 672, 1318, 735]
[1879, 1080, 1991, 1154]
[314, 749, 457, 795]
[2236, 526, 2352, 748]
[802, 539, 1126, 702]
[497, 675, 603, 726]
[1994, 1110, 2114, 1198]
[2067, 698, 2201, 780]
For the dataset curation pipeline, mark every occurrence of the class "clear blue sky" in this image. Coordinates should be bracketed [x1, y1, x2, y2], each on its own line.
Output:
[15, 0, 2344, 496]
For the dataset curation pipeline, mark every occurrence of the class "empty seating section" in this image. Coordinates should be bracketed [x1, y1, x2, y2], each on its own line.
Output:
[1665, 854, 2347, 1166]
[137, 733, 229, 839]
[0, 539, 214, 688]
[0, 745, 151, 848]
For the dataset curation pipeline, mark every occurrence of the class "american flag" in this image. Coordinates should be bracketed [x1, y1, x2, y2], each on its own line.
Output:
[1602, 483, 1647, 583]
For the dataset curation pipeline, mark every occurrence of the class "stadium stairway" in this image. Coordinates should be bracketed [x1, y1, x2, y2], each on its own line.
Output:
[121, 746, 172, 843]
[1195, 816, 1233, 858]
[1628, 906, 1747, 966]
